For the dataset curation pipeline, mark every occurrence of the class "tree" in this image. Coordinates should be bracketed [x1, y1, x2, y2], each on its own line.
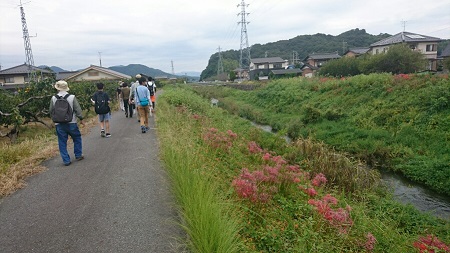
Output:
[318, 57, 361, 77]
[358, 44, 427, 74]
[443, 58, 450, 71]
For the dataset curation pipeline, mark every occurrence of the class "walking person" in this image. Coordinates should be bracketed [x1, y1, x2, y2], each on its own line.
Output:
[49, 80, 85, 166]
[148, 76, 157, 113]
[135, 77, 151, 133]
[116, 82, 124, 111]
[120, 82, 133, 118]
[91, 82, 111, 138]
[130, 74, 141, 120]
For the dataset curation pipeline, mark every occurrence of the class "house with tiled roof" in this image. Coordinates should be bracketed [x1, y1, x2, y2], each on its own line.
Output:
[64, 65, 131, 82]
[369, 31, 441, 71]
[249, 57, 289, 80]
[270, 68, 302, 78]
[301, 52, 341, 77]
[300, 63, 320, 78]
[0, 64, 54, 90]
[344, 47, 370, 57]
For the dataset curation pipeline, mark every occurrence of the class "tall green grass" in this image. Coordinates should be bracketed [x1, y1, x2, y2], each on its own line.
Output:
[156, 85, 449, 252]
[156, 88, 243, 253]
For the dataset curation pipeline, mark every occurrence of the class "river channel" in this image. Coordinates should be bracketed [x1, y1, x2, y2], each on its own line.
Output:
[251, 122, 450, 220]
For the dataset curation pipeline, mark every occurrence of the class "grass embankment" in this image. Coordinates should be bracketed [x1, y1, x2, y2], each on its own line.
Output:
[193, 73, 450, 196]
[156, 85, 449, 252]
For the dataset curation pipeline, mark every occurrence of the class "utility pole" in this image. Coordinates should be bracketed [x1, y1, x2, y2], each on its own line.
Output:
[19, 0, 36, 81]
[342, 41, 347, 55]
[237, 0, 251, 80]
[98, 52, 102, 67]
[292, 51, 298, 65]
[217, 46, 224, 76]
[171, 60, 175, 76]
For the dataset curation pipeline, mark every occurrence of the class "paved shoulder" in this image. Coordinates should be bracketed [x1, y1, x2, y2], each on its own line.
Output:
[0, 111, 183, 252]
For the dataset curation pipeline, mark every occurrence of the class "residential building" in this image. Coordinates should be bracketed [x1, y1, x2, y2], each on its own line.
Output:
[64, 65, 131, 82]
[0, 64, 54, 90]
[344, 47, 370, 57]
[369, 31, 441, 71]
[301, 52, 341, 77]
[249, 57, 289, 80]
[270, 68, 302, 78]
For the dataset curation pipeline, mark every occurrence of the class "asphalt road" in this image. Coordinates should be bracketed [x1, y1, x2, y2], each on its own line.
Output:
[0, 108, 184, 252]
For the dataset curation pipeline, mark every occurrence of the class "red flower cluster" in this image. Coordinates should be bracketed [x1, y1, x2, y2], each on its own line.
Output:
[395, 73, 410, 80]
[202, 128, 238, 152]
[308, 194, 353, 234]
[232, 147, 307, 203]
[413, 234, 449, 253]
[365, 233, 377, 252]
[248, 141, 263, 154]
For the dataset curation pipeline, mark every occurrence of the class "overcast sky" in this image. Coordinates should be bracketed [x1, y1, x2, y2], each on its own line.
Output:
[1, 0, 449, 74]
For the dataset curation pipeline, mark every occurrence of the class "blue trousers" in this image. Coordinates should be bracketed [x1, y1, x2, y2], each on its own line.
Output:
[56, 123, 82, 165]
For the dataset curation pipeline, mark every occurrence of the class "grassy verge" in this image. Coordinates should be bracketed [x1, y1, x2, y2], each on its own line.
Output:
[192, 73, 450, 195]
[156, 85, 449, 252]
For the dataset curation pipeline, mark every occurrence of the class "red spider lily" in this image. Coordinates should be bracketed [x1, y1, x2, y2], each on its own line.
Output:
[413, 234, 449, 253]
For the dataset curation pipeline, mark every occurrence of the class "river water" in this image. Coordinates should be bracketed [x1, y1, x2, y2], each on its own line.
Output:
[250, 122, 450, 220]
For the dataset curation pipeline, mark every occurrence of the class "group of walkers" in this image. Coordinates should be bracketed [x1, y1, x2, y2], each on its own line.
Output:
[118, 74, 157, 133]
[49, 74, 157, 166]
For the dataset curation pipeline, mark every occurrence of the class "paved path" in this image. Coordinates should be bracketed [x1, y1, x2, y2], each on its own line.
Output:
[0, 109, 183, 252]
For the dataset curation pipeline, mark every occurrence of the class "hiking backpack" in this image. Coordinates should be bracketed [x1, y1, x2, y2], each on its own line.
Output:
[148, 85, 155, 96]
[94, 92, 110, 114]
[51, 94, 73, 123]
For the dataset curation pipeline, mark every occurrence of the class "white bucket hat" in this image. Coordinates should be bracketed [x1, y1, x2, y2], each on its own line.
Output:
[54, 80, 69, 91]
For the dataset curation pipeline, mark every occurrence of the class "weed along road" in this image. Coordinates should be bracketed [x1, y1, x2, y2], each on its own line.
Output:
[0, 110, 183, 252]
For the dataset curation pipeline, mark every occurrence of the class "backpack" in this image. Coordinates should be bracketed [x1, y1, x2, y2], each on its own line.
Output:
[94, 92, 110, 114]
[51, 94, 73, 123]
[148, 85, 155, 96]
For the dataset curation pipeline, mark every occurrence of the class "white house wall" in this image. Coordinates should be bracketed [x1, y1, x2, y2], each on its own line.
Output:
[71, 71, 115, 81]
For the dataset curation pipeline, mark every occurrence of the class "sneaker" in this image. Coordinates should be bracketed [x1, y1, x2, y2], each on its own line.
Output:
[76, 156, 84, 161]
[101, 129, 106, 137]
[105, 133, 111, 138]
[146, 127, 150, 131]
[64, 162, 72, 166]
[141, 126, 146, 133]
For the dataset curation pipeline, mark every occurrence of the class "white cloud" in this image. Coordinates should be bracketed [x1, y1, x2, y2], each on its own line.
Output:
[1, 0, 449, 73]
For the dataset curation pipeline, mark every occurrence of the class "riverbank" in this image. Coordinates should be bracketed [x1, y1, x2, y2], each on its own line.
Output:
[192, 73, 450, 196]
[156, 85, 449, 252]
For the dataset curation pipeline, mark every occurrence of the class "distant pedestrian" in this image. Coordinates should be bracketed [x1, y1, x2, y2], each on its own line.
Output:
[49, 80, 85, 166]
[135, 77, 151, 133]
[130, 74, 141, 120]
[148, 76, 157, 113]
[117, 82, 124, 111]
[120, 82, 133, 118]
[91, 82, 111, 138]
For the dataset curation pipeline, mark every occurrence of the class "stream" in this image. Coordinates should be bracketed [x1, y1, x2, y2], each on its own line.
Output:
[251, 122, 450, 220]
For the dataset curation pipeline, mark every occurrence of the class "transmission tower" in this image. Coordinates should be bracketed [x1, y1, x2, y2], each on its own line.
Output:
[19, 1, 36, 81]
[171, 60, 175, 75]
[217, 46, 224, 76]
[237, 0, 251, 80]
